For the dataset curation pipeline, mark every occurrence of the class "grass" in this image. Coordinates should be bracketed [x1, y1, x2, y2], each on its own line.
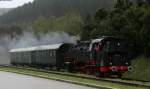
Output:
[124, 56, 150, 82]
[0, 66, 148, 89]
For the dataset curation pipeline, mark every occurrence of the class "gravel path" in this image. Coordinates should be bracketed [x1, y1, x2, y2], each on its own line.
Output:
[0, 71, 98, 89]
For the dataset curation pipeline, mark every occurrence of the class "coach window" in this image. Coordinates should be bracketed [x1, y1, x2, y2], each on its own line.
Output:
[44, 51, 46, 56]
[42, 51, 44, 56]
[46, 51, 48, 56]
[39, 51, 41, 56]
[47, 50, 49, 56]
[37, 51, 39, 56]
[45, 51, 47, 56]
[13, 53, 15, 60]
[45, 50, 47, 56]
[51, 51, 53, 56]
[50, 52, 52, 56]
[53, 51, 56, 56]
[41, 51, 43, 56]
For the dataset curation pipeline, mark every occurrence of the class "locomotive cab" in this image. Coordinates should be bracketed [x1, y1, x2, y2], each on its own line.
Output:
[90, 37, 131, 77]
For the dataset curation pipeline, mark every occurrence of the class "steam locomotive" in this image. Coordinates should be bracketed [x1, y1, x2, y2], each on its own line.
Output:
[9, 36, 131, 77]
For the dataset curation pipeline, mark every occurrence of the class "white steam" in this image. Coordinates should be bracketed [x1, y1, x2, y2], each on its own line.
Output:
[0, 31, 79, 65]
[10, 31, 77, 49]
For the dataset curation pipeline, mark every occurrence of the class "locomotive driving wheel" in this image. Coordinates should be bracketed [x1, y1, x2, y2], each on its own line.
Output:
[85, 66, 91, 75]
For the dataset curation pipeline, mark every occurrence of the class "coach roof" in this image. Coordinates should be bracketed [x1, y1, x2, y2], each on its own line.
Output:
[9, 43, 63, 52]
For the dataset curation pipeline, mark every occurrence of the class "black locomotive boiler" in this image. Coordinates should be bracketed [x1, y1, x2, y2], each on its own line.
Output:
[66, 36, 131, 77]
[9, 36, 131, 77]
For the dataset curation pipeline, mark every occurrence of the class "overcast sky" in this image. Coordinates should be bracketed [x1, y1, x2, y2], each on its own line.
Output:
[0, 0, 34, 8]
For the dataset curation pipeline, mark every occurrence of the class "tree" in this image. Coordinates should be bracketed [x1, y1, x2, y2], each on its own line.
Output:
[115, 0, 132, 10]
[81, 14, 95, 40]
[81, 0, 150, 56]
[33, 16, 51, 33]
[94, 9, 108, 23]
[33, 13, 83, 35]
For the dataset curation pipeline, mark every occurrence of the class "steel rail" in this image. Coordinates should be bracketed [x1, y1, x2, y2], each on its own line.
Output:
[0, 65, 150, 89]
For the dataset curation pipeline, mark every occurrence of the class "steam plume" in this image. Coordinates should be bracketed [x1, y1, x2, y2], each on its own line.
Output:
[0, 31, 79, 65]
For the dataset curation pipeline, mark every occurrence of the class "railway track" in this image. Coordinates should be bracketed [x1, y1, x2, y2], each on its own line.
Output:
[0, 65, 150, 89]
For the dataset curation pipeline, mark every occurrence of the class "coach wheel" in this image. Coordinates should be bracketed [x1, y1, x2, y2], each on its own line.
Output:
[85, 66, 91, 75]
[56, 67, 60, 71]
[66, 63, 74, 72]
[96, 71, 100, 77]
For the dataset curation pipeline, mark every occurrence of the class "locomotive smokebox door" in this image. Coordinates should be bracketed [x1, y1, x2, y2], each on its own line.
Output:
[56, 43, 74, 69]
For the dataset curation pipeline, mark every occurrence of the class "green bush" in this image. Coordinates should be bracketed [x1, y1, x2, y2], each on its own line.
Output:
[125, 56, 150, 81]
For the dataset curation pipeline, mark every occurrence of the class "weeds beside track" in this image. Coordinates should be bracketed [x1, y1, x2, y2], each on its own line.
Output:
[0, 65, 149, 89]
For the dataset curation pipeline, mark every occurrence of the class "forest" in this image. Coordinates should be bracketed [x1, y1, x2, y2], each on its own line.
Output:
[0, 0, 150, 81]
[0, 0, 150, 57]
[0, 0, 114, 24]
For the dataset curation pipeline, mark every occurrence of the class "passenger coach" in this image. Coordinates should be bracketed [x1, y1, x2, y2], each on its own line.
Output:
[9, 43, 73, 68]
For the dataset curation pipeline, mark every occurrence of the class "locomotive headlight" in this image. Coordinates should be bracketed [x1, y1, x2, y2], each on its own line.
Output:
[65, 62, 70, 64]
[117, 42, 120, 46]
[109, 62, 112, 65]
[126, 62, 129, 65]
